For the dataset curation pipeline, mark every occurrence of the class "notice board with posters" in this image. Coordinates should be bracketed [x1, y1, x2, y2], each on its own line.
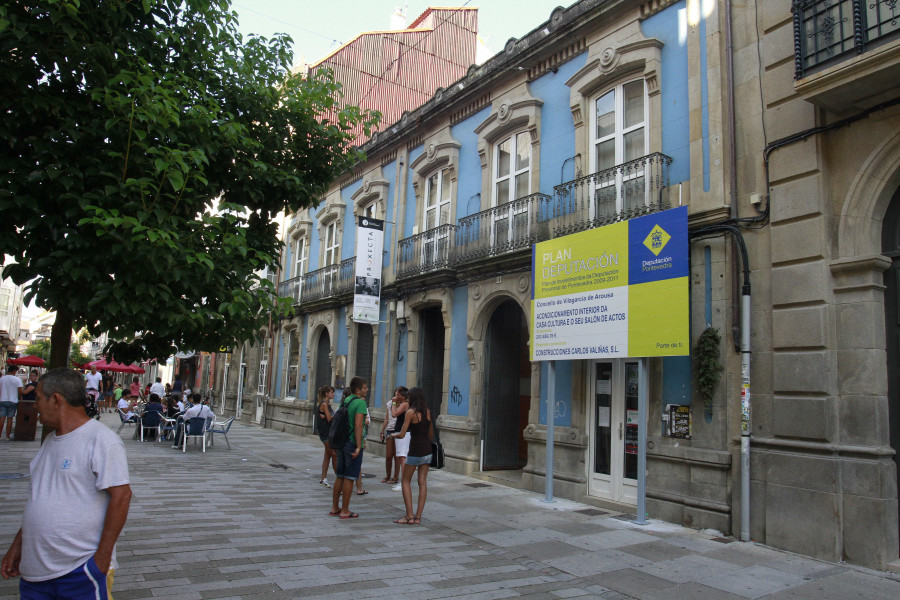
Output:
[530, 206, 689, 361]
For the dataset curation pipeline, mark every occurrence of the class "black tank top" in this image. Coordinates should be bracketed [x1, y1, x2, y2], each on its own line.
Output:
[408, 411, 432, 457]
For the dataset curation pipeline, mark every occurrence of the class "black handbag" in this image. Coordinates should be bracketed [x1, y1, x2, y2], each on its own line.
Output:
[430, 441, 445, 469]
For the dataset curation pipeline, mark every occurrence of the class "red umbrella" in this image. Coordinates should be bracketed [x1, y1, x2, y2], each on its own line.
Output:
[88, 359, 133, 373]
[7, 355, 45, 367]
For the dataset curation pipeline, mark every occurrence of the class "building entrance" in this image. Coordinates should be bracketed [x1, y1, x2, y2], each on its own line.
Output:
[418, 307, 445, 422]
[482, 300, 530, 470]
[314, 329, 332, 395]
[882, 188, 900, 552]
[588, 359, 639, 503]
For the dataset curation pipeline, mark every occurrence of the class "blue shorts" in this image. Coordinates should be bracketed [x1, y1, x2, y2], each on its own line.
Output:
[0, 402, 17, 418]
[406, 454, 432, 467]
[335, 441, 364, 481]
[20, 556, 107, 600]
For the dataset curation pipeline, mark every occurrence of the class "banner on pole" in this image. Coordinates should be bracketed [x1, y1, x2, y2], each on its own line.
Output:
[530, 206, 689, 360]
[352, 216, 385, 324]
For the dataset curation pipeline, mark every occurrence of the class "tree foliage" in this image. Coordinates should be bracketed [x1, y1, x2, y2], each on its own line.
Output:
[0, 0, 378, 366]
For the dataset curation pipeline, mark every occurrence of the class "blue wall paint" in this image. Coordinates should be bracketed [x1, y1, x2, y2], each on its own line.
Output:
[538, 361, 573, 427]
[337, 306, 348, 356]
[308, 202, 322, 269]
[699, 9, 710, 191]
[341, 179, 363, 256]
[374, 302, 389, 409]
[450, 106, 492, 218]
[405, 145, 423, 237]
[529, 51, 588, 191]
[298, 318, 309, 401]
[382, 159, 397, 271]
[447, 286, 471, 416]
[641, 1, 691, 186]
[283, 242, 292, 276]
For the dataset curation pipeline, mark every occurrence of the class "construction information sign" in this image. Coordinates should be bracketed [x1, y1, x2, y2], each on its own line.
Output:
[530, 206, 689, 360]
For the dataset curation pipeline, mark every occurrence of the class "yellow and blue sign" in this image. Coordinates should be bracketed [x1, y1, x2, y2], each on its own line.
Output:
[531, 206, 689, 360]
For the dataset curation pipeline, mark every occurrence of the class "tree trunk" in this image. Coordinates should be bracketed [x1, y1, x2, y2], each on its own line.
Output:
[49, 306, 74, 369]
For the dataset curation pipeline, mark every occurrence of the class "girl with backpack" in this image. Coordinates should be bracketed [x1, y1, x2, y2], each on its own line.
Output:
[390, 387, 433, 525]
[316, 385, 336, 487]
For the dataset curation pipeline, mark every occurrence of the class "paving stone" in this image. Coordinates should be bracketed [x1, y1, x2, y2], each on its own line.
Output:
[699, 565, 808, 598]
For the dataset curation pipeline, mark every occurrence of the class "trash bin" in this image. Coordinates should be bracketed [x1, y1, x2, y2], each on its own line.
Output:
[14, 401, 38, 442]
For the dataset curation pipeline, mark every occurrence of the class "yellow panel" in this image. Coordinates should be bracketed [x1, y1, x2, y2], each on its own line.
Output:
[627, 277, 690, 356]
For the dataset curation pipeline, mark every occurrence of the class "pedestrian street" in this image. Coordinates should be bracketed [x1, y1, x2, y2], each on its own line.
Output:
[1, 415, 899, 599]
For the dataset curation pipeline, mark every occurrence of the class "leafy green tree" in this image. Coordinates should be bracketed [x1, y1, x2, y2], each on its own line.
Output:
[0, 0, 377, 367]
[23, 339, 51, 361]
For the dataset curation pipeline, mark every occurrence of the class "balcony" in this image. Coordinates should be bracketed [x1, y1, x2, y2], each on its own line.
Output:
[793, 0, 900, 111]
[280, 257, 355, 309]
[455, 193, 553, 273]
[397, 223, 456, 280]
[552, 152, 672, 237]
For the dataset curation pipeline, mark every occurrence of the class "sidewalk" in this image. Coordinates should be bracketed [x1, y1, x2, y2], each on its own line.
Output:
[0, 414, 898, 599]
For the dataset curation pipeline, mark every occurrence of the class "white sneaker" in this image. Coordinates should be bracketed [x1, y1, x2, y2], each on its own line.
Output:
[319, 479, 331, 488]
[391, 484, 402, 492]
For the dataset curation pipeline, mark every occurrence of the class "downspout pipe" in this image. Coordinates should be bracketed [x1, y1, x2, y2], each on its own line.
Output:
[690, 224, 751, 541]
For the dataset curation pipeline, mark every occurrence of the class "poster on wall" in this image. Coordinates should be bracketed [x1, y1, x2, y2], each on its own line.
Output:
[352, 216, 385, 324]
[530, 206, 690, 360]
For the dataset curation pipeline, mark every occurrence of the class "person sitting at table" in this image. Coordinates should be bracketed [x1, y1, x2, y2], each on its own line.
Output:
[117, 392, 136, 422]
[171, 393, 215, 448]
[134, 393, 164, 440]
[164, 397, 179, 418]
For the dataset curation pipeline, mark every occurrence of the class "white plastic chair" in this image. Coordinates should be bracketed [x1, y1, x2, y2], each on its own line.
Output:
[182, 416, 212, 452]
[157, 415, 177, 442]
[116, 408, 136, 434]
[209, 416, 235, 450]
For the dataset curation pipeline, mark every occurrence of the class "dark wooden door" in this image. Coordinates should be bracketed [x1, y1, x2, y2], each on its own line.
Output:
[882, 189, 900, 552]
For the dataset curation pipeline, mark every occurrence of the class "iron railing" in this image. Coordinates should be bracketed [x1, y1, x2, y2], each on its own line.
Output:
[455, 193, 553, 264]
[397, 223, 456, 279]
[299, 257, 355, 303]
[552, 152, 672, 237]
[793, 0, 900, 79]
[277, 275, 303, 304]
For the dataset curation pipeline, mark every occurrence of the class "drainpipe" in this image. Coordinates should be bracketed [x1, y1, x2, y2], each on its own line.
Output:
[691, 224, 751, 542]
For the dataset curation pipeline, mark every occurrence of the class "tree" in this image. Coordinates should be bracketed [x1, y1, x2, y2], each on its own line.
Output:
[0, 0, 377, 367]
[23, 339, 51, 361]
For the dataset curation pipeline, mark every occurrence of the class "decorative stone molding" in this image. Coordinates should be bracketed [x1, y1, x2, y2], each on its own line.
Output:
[350, 166, 389, 219]
[830, 254, 891, 294]
[474, 92, 544, 207]
[409, 130, 461, 210]
[286, 212, 313, 243]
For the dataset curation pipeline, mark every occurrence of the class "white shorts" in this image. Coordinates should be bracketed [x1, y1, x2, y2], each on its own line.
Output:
[395, 432, 411, 458]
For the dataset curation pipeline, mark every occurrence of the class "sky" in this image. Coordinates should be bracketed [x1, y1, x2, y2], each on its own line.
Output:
[231, 0, 572, 67]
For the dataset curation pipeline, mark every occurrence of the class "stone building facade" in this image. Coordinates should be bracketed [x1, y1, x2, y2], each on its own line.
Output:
[209, 0, 900, 570]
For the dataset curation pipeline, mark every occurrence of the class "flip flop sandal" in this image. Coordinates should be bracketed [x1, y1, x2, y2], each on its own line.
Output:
[357, 490, 369, 496]
[328, 510, 341, 516]
[393, 516, 416, 524]
[380, 477, 391, 483]
[339, 512, 360, 519]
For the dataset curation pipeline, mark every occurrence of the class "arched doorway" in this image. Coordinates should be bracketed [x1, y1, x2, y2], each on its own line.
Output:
[482, 300, 530, 470]
[882, 188, 900, 551]
[314, 328, 332, 394]
[418, 307, 445, 422]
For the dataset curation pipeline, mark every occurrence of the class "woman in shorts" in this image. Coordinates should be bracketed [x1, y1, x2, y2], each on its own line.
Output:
[380, 386, 407, 484]
[316, 385, 336, 487]
[389, 388, 410, 492]
[390, 387, 433, 525]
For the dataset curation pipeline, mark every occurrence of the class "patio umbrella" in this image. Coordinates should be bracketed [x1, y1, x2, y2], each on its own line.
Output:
[7, 355, 45, 367]
[88, 359, 133, 373]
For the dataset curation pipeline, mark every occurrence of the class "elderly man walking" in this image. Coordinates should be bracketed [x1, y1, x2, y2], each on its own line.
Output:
[1, 368, 132, 599]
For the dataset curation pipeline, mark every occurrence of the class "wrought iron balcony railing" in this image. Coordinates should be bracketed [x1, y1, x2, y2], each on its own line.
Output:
[299, 257, 355, 304]
[793, 0, 900, 79]
[397, 223, 456, 279]
[455, 193, 553, 264]
[277, 275, 303, 304]
[552, 152, 672, 237]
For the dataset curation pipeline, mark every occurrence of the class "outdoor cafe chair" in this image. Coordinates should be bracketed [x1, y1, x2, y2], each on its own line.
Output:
[157, 415, 177, 442]
[182, 416, 212, 453]
[209, 416, 235, 450]
[139, 410, 162, 442]
[116, 408, 136, 435]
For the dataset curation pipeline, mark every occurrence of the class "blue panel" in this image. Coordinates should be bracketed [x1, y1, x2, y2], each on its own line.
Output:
[529, 51, 589, 192]
[336, 306, 348, 355]
[641, 1, 690, 186]
[341, 179, 363, 256]
[628, 206, 689, 285]
[704, 245, 712, 327]
[447, 286, 471, 416]
[373, 302, 388, 409]
[283, 242, 292, 276]
[699, 10, 710, 191]
[450, 106, 492, 218]
[405, 145, 423, 237]
[274, 332, 284, 397]
[382, 159, 396, 271]
[308, 202, 322, 269]
[663, 356, 692, 406]
[538, 360, 573, 427]
[298, 318, 309, 400]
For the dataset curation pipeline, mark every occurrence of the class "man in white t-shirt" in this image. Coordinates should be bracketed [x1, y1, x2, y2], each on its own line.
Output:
[0, 365, 23, 440]
[84, 366, 102, 394]
[149, 377, 165, 399]
[1, 368, 131, 599]
[116, 395, 135, 422]
[172, 393, 215, 448]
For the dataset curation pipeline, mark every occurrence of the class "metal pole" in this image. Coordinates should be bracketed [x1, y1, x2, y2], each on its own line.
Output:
[544, 360, 556, 503]
[636, 357, 648, 525]
[740, 291, 752, 541]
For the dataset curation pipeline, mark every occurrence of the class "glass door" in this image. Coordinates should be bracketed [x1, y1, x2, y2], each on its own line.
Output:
[588, 359, 638, 503]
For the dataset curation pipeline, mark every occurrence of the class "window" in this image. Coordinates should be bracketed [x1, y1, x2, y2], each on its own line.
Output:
[362, 202, 377, 219]
[423, 168, 452, 266]
[590, 79, 648, 217]
[493, 132, 531, 206]
[324, 222, 339, 266]
[294, 237, 307, 278]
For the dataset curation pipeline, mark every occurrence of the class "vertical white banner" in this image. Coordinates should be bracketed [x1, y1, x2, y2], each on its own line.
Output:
[352, 215, 384, 324]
